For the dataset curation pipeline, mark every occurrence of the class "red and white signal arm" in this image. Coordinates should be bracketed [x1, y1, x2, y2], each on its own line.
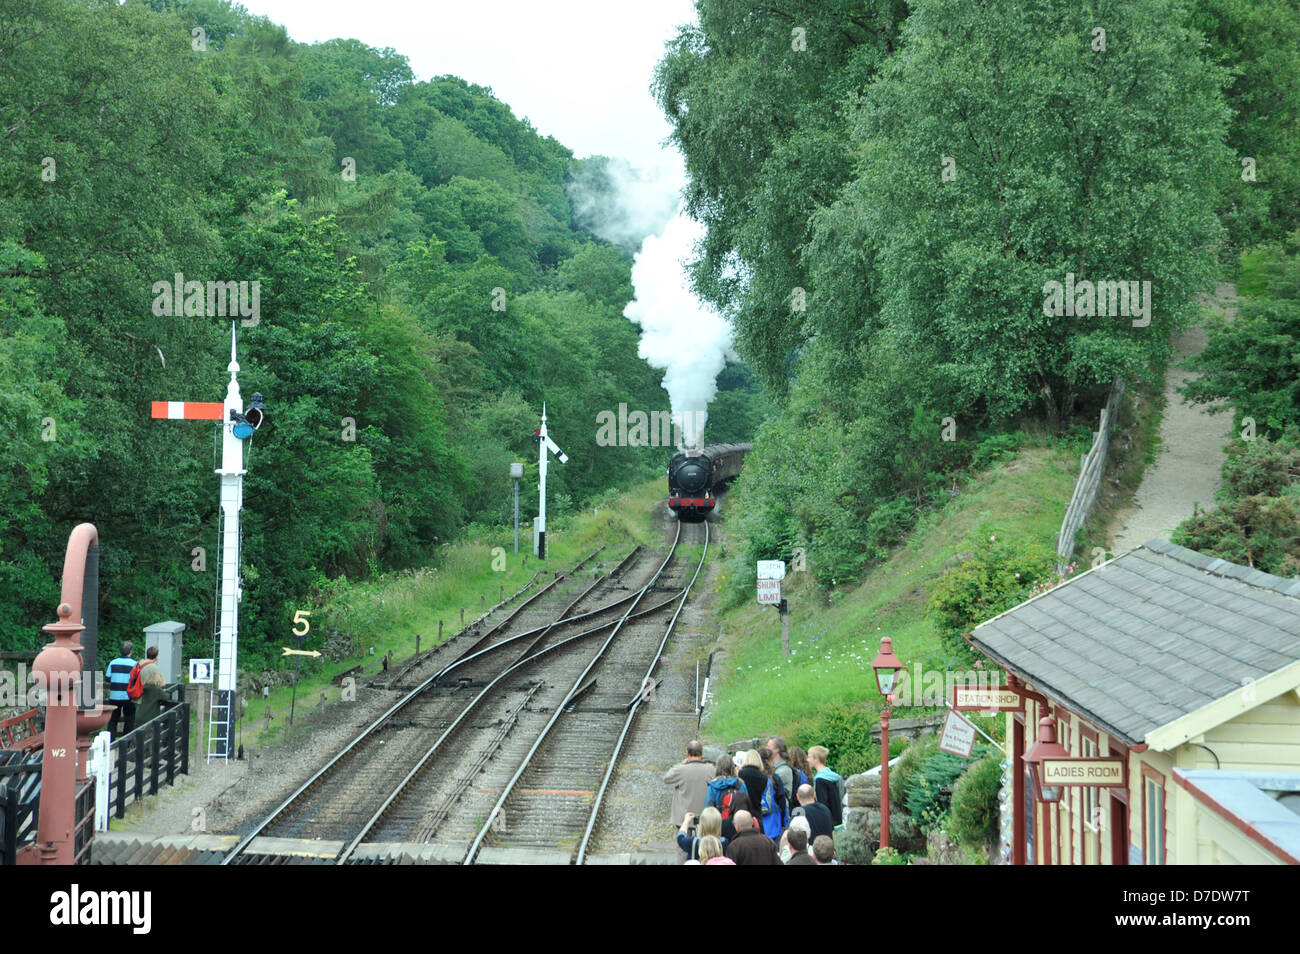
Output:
[151, 401, 224, 421]
[756, 578, 781, 605]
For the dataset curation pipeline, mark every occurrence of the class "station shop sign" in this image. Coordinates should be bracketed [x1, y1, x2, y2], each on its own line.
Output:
[952, 685, 1023, 711]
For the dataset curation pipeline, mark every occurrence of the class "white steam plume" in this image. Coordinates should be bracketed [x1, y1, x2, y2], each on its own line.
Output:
[568, 158, 680, 254]
[624, 211, 731, 449]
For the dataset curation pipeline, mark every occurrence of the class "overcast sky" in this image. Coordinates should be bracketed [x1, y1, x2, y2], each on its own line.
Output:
[237, 0, 696, 180]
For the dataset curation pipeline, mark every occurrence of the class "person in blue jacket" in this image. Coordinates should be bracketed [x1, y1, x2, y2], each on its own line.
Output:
[105, 641, 137, 737]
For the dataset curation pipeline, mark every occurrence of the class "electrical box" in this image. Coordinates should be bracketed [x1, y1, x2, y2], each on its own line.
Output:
[142, 620, 185, 685]
[510, 462, 524, 479]
[533, 517, 541, 556]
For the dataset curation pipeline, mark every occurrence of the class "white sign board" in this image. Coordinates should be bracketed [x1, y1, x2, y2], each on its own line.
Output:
[937, 707, 977, 758]
[756, 560, 787, 580]
[756, 578, 781, 605]
[189, 658, 215, 684]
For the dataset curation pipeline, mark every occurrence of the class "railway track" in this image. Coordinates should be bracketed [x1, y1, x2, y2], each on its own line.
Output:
[223, 525, 707, 865]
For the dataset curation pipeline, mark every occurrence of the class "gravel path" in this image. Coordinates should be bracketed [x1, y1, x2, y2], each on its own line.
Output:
[586, 509, 720, 862]
[1109, 284, 1236, 555]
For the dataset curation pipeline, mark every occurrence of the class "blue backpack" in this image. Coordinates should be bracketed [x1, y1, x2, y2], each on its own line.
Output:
[760, 777, 784, 838]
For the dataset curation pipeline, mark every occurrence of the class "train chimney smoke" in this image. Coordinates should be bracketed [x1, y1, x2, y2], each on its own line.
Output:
[623, 210, 730, 450]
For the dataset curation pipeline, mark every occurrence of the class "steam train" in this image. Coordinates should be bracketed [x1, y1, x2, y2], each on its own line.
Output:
[667, 442, 752, 518]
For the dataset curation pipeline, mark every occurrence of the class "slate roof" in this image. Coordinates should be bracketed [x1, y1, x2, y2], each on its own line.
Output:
[969, 539, 1300, 745]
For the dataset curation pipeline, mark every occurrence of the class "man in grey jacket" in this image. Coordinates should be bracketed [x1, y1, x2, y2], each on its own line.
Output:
[663, 739, 714, 829]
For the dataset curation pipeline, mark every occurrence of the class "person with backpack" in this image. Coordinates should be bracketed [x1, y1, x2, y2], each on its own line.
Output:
[757, 746, 788, 838]
[705, 754, 746, 832]
[808, 745, 845, 828]
[105, 641, 138, 737]
[788, 746, 814, 798]
[767, 736, 797, 820]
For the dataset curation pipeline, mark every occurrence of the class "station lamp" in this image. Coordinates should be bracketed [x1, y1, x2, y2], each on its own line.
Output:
[871, 636, 904, 697]
[1023, 715, 1069, 803]
[871, 635, 906, 851]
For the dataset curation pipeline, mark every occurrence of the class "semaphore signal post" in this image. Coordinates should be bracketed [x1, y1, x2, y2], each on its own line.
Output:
[533, 404, 567, 559]
[151, 323, 264, 762]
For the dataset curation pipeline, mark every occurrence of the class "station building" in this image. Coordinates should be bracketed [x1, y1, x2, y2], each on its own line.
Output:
[968, 539, 1300, 865]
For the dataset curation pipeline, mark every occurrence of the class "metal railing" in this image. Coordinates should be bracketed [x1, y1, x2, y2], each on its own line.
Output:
[0, 750, 42, 865]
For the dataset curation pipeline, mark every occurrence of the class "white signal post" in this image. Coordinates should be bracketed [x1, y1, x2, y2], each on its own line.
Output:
[152, 324, 263, 762]
[536, 404, 567, 559]
[213, 325, 246, 761]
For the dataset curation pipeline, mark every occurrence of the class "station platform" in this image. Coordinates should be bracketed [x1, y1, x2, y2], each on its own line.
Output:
[89, 832, 681, 865]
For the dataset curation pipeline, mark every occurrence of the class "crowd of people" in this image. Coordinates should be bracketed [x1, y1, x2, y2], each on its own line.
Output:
[663, 737, 846, 865]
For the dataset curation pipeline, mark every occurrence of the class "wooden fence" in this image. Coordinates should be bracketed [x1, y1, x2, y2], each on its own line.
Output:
[108, 701, 190, 820]
[1055, 377, 1126, 570]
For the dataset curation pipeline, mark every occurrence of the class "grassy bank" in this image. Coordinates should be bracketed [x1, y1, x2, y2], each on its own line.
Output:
[705, 442, 1080, 771]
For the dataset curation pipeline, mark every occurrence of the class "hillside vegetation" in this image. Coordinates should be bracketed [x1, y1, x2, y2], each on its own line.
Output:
[0, 0, 761, 661]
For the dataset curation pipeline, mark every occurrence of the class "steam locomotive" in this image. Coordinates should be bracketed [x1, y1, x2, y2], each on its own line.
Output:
[667, 442, 752, 518]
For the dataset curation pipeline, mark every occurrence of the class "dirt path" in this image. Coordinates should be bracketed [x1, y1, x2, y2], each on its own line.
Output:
[1108, 283, 1236, 555]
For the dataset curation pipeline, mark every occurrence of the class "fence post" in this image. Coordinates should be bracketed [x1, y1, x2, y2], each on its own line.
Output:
[150, 722, 161, 796]
[132, 732, 143, 806]
[89, 732, 110, 831]
[115, 741, 127, 819]
[164, 712, 175, 786]
[181, 702, 190, 777]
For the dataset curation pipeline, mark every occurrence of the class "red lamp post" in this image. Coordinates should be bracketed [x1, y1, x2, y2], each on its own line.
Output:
[1022, 715, 1068, 865]
[871, 636, 904, 852]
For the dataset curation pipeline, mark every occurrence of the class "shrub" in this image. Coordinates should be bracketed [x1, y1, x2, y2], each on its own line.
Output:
[929, 534, 1057, 662]
[891, 733, 937, 812]
[902, 748, 970, 831]
[1172, 494, 1300, 575]
[1221, 436, 1299, 498]
[947, 753, 1002, 849]
[794, 704, 880, 777]
[895, 738, 996, 834]
[971, 432, 1021, 470]
[871, 846, 905, 865]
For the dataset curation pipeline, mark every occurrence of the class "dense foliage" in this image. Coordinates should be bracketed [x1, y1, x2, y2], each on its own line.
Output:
[0, 0, 760, 661]
[657, 0, 1297, 590]
[1184, 235, 1300, 436]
